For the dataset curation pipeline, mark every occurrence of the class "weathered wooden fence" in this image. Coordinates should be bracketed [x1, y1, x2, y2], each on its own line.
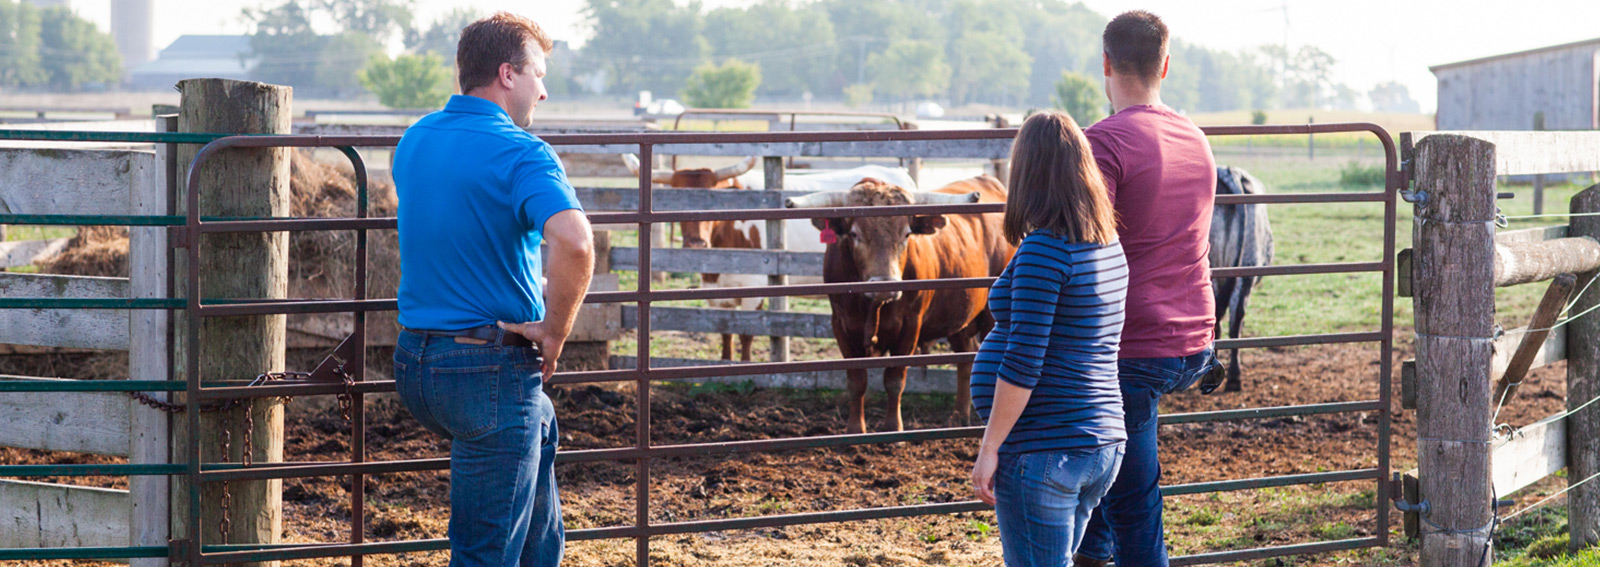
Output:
[1397, 129, 1600, 566]
[0, 119, 174, 565]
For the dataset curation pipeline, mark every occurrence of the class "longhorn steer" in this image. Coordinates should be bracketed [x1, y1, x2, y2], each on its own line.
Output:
[787, 175, 1015, 433]
[623, 155, 919, 361]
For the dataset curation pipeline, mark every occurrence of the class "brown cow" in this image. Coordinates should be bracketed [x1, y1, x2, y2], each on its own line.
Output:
[623, 155, 763, 360]
[786, 175, 1015, 433]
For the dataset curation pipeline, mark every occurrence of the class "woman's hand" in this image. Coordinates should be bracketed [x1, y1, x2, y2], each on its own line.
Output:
[971, 446, 999, 506]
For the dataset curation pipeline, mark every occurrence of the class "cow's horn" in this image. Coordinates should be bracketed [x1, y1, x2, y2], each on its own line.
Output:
[913, 191, 981, 205]
[715, 156, 758, 181]
[622, 153, 675, 184]
[784, 191, 851, 209]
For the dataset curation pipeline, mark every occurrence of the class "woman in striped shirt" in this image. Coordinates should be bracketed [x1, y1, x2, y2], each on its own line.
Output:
[970, 110, 1129, 566]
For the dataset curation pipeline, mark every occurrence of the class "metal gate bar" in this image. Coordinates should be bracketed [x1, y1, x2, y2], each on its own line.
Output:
[0, 123, 1397, 566]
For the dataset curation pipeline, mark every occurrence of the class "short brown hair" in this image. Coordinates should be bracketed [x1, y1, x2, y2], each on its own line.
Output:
[456, 12, 553, 94]
[1003, 111, 1117, 246]
[1103, 10, 1168, 81]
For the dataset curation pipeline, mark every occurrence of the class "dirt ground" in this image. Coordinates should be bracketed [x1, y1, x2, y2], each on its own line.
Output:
[3, 330, 1578, 567]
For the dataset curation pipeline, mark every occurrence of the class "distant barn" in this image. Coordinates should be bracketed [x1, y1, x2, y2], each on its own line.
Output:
[1431, 37, 1599, 131]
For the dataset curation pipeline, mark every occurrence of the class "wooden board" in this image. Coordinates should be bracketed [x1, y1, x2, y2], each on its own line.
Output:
[610, 247, 823, 277]
[0, 147, 154, 216]
[1491, 413, 1567, 497]
[0, 376, 130, 456]
[620, 305, 834, 339]
[1406, 131, 1600, 176]
[0, 273, 129, 350]
[1491, 325, 1566, 384]
[0, 480, 129, 549]
[609, 356, 962, 394]
[0, 238, 70, 269]
[575, 186, 796, 212]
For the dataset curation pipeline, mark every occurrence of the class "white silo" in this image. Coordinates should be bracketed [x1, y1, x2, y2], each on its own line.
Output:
[111, 0, 154, 72]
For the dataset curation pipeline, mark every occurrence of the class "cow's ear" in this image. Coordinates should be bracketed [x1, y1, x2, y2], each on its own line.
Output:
[910, 215, 947, 235]
[811, 218, 829, 231]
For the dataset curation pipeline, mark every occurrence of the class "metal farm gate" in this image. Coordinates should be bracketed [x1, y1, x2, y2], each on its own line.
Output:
[0, 123, 1399, 566]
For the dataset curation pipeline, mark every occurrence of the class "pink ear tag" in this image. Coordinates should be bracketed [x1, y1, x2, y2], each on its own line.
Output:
[820, 227, 837, 244]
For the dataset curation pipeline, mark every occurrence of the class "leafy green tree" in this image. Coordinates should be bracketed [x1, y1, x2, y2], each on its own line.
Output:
[704, 1, 835, 98]
[315, 31, 384, 97]
[243, 0, 409, 96]
[1052, 70, 1103, 124]
[824, 0, 945, 94]
[682, 59, 760, 108]
[1016, 0, 1105, 107]
[318, 0, 412, 41]
[949, 31, 1031, 105]
[405, 6, 479, 63]
[580, 0, 707, 96]
[243, 0, 324, 90]
[1368, 81, 1419, 113]
[868, 40, 948, 99]
[0, 0, 44, 88]
[37, 6, 119, 90]
[359, 52, 452, 108]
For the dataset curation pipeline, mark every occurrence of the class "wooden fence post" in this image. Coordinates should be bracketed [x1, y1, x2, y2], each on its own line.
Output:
[1568, 183, 1600, 549]
[765, 156, 789, 363]
[1534, 112, 1547, 216]
[171, 78, 291, 566]
[128, 113, 176, 567]
[1412, 134, 1496, 566]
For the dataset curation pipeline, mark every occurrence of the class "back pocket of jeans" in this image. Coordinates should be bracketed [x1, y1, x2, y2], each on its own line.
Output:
[428, 365, 500, 438]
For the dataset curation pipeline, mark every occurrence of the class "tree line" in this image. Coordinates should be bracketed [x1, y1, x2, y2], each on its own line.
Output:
[576, 0, 1419, 115]
[234, 0, 1419, 116]
[0, 0, 121, 91]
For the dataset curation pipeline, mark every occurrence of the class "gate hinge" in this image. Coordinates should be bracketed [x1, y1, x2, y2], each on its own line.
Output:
[1397, 158, 1426, 205]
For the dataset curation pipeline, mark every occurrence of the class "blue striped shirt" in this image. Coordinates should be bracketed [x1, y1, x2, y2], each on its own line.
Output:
[970, 231, 1129, 454]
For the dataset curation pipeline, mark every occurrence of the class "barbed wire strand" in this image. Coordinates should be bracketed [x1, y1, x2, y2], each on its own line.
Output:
[1501, 211, 1600, 221]
[1504, 470, 1600, 521]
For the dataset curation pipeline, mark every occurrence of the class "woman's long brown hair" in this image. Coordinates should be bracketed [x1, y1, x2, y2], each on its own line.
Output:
[1003, 110, 1118, 246]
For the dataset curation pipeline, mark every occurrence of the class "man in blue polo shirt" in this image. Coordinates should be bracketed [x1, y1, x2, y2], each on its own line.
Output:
[391, 11, 592, 567]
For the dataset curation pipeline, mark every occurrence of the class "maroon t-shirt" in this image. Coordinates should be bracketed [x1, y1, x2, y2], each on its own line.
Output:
[1085, 104, 1216, 359]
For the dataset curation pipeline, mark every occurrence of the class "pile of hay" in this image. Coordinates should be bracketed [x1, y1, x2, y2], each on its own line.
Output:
[37, 150, 403, 345]
[38, 225, 129, 276]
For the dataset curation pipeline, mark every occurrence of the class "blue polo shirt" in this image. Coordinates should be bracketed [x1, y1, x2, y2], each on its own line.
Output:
[393, 95, 583, 331]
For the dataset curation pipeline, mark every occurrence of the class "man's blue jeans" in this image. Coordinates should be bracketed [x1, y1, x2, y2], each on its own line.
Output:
[1076, 348, 1217, 567]
[995, 444, 1125, 567]
[394, 330, 563, 567]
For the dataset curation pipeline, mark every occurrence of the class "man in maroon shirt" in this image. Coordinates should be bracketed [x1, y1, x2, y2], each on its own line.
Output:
[1073, 10, 1219, 567]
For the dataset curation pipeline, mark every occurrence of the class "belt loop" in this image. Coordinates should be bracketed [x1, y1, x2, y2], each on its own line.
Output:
[491, 324, 505, 345]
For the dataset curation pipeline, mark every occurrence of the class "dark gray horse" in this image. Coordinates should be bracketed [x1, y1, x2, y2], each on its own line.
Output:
[1210, 166, 1275, 392]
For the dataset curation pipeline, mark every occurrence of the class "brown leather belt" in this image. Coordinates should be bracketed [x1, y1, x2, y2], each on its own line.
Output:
[404, 325, 536, 349]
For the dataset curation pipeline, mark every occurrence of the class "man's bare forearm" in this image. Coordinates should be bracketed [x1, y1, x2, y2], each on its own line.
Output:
[541, 210, 595, 341]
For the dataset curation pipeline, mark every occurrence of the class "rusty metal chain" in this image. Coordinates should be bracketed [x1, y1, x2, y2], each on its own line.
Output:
[333, 361, 356, 421]
[218, 406, 233, 541]
[127, 371, 307, 414]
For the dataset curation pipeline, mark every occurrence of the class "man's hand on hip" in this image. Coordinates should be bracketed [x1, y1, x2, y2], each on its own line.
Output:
[498, 320, 563, 380]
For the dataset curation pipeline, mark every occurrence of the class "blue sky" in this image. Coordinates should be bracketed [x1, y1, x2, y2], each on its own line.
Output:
[71, 0, 1600, 113]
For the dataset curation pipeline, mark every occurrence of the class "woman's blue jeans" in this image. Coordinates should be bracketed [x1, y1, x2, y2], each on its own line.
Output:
[1076, 348, 1217, 567]
[995, 443, 1126, 567]
[394, 331, 563, 567]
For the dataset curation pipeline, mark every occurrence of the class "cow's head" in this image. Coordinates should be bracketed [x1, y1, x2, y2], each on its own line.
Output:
[786, 178, 978, 303]
[623, 154, 756, 248]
